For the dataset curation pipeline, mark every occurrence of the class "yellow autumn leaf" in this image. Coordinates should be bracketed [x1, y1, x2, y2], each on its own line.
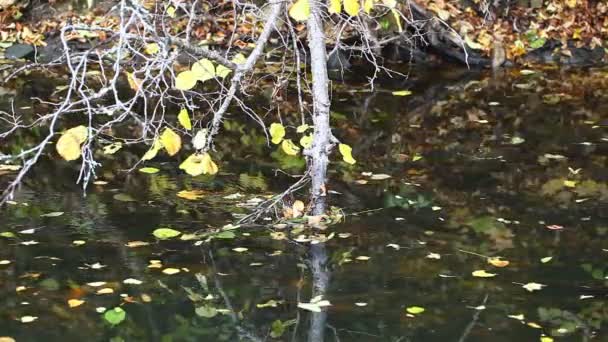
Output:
[391, 8, 402, 32]
[216, 64, 232, 78]
[343, 0, 360, 16]
[144, 43, 160, 55]
[269, 122, 286, 144]
[177, 108, 192, 130]
[289, 0, 310, 21]
[175, 70, 198, 91]
[142, 139, 162, 161]
[191, 58, 215, 82]
[179, 153, 218, 176]
[465, 35, 484, 50]
[201, 153, 218, 175]
[300, 134, 313, 148]
[166, 5, 176, 17]
[281, 139, 300, 155]
[160, 128, 181, 156]
[363, 0, 374, 13]
[540, 336, 554, 342]
[127, 72, 143, 91]
[56, 125, 88, 161]
[177, 189, 205, 200]
[68, 299, 85, 308]
[472, 270, 497, 278]
[487, 257, 510, 268]
[328, 0, 341, 13]
[339, 143, 356, 164]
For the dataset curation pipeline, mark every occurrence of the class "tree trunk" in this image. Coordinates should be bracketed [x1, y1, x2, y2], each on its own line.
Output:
[307, 0, 332, 216]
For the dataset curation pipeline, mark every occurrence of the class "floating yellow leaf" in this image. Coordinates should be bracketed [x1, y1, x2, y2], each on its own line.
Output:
[540, 256, 553, 263]
[472, 270, 497, 278]
[281, 139, 300, 155]
[179, 153, 218, 176]
[68, 299, 85, 308]
[175, 70, 198, 91]
[269, 122, 285, 144]
[56, 125, 88, 161]
[392, 90, 412, 96]
[300, 134, 313, 148]
[339, 143, 356, 164]
[160, 128, 181, 156]
[406, 306, 425, 314]
[142, 139, 162, 161]
[343, 0, 360, 16]
[139, 167, 160, 174]
[487, 257, 510, 268]
[177, 108, 192, 130]
[177, 189, 205, 200]
[328, 0, 341, 13]
[289, 0, 310, 21]
[192, 59, 215, 82]
[162, 268, 180, 275]
[522, 282, 545, 292]
[96, 288, 114, 295]
[233, 247, 248, 253]
[563, 180, 577, 188]
[540, 336, 554, 342]
[144, 43, 160, 55]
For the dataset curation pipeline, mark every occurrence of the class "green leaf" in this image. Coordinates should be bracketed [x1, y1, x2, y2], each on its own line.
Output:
[271, 320, 286, 338]
[104, 307, 126, 325]
[153, 228, 182, 240]
[213, 231, 236, 239]
[0, 232, 16, 238]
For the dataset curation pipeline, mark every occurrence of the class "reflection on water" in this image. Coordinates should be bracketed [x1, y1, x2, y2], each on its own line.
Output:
[1, 67, 607, 341]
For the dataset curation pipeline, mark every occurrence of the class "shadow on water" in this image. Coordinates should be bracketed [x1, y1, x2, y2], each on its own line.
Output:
[0, 66, 607, 341]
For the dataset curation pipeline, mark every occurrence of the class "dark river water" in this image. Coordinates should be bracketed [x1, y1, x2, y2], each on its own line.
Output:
[0, 65, 607, 341]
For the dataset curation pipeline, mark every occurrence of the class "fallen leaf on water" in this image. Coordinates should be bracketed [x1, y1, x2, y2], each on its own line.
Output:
[73, 240, 86, 246]
[19, 316, 38, 323]
[426, 253, 441, 259]
[522, 282, 545, 292]
[232, 247, 248, 253]
[126, 241, 149, 247]
[370, 174, 391, 180]
[95, 288, 113, 295]
[68, 299, 85, 308]
[507, 314, 525, 321]
[540, 256, 553, 263]
[406, 306, 425, 314]
[355, 256, 370, 261]
[545, 224, 564, 230]
[139, 167, 160, 174]
[392, 90, 413, 96]
[162, 268, 180, 275]
[354, 302, 368, 307]
[472, 270, 497, 278]
[152, 228, 181, 240]
[86, 281, 107, 287]
[177, 190, 205, 200]
[123, 278, 143, 285]
[487, 257, 510, 267]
